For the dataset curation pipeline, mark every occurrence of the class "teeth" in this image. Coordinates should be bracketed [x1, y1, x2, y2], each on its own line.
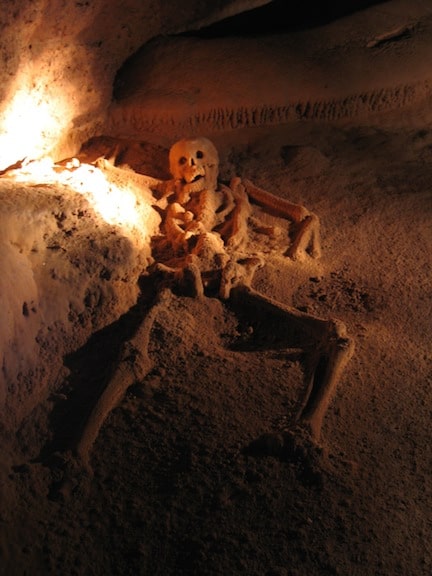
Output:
[182, 178, 206, 194]
[182, 175, 203, 185]
[183, 174, 203, 184]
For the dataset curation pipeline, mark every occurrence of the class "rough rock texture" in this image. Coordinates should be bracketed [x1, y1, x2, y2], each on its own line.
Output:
[0, 165, 160, 430]
[0, 2, 431, 574]
[1, 0, 430, 433]
[109, 0, 432, 143]
[0, 0, 269, 170]
[0, 0, 272, 421]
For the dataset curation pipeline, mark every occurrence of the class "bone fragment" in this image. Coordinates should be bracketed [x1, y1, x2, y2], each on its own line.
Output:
[95, 157, 164, 192]
[243, 178, 309, 223]
[242, 178, 321, 259]
[217, 177, 252, 251]
[214, 183, 236, 224]
[285, 213, 322, 260]
[230, 285, 354, 441]
[74, 291, 170, 469]
[297, 319, 354, 440]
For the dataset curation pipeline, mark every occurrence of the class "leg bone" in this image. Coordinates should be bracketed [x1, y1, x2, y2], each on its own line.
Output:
[74, 290, 171, 470]
[230, 285, 354, 441]
[297, 318, 354, 440]
[243, 178, 321, 260]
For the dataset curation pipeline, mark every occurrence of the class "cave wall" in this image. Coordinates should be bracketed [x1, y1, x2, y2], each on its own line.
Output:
[0, 0, 270, 170]
[0, 0, 275, 433]
[2, 0, 431, 433]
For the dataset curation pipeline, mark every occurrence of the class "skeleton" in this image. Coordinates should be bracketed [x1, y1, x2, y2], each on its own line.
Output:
[52, 137, 353, 489]
[149, 137, 352, 439]
[152, 137, 321, 299]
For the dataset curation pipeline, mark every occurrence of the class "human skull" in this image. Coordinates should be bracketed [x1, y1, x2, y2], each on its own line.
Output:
[169, 137, 219, 200]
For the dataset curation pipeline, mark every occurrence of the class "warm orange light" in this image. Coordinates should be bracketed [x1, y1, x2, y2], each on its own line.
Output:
[62, 163, 143, 229]
[0, 89, 71, 170]
[3, 159, 157, 242]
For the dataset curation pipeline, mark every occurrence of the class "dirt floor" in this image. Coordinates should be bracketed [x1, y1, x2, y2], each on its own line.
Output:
[0, 112, 431, 575]
[1, 1, 432, 573]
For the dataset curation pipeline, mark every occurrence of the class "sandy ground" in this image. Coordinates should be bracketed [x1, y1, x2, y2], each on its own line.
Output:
[1, 2, 432, 575]
[0, 114, 430, 575]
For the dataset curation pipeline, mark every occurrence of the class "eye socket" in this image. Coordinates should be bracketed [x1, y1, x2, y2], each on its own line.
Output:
[196, 150, 204, 159]
[179, 156, 187, 165]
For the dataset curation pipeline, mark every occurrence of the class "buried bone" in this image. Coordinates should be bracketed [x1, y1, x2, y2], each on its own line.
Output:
[157, 137, 321, 297]
[62, 136, 353, 478]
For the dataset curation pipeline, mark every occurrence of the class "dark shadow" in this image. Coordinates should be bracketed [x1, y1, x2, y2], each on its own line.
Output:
[181, 0, 392, 38]
[37, 275, 159, 462]
[224, 290, 315, 352]
[113, 0, 391, 101]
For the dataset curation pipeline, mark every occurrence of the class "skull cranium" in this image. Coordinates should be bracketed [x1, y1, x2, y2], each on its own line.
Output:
[169, 137, 219, 202]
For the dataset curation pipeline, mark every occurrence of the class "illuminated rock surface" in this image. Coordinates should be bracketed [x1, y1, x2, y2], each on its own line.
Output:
[0, 2, 431, 576]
